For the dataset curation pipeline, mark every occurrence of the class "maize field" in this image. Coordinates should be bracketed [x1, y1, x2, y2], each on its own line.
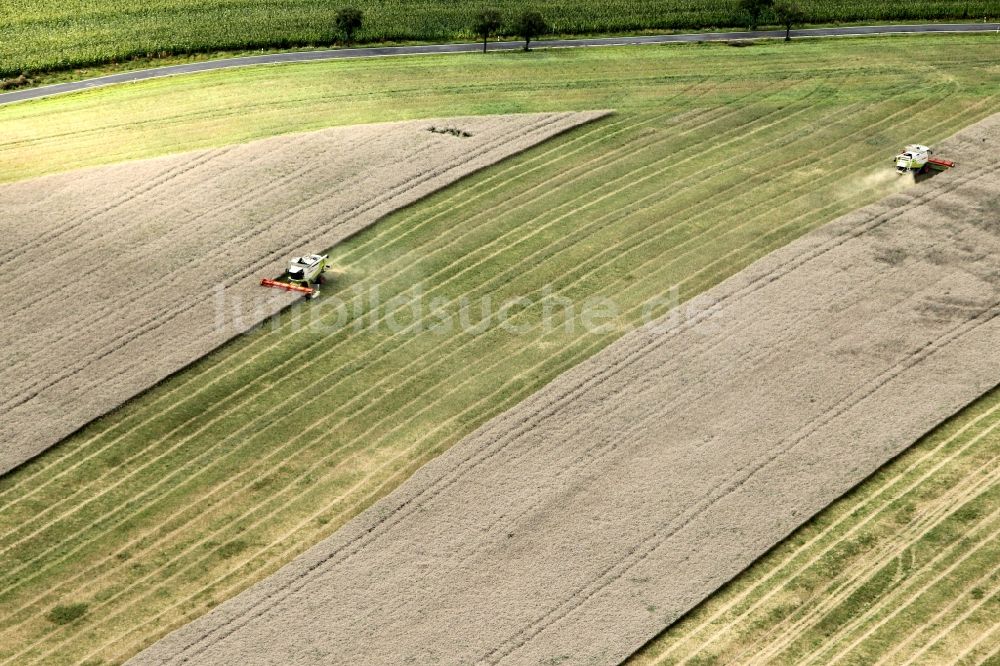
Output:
[2, 0, 999, 76]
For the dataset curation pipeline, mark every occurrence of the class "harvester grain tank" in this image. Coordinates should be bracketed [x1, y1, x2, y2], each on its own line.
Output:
[894, 144, 956, 175]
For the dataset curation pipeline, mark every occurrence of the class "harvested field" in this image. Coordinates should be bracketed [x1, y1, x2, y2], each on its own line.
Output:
[133, 114, 1000, 665]
[0, 110, 605, 475]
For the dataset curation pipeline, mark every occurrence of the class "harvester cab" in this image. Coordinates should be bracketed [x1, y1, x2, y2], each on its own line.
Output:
[895, 144, 931, 174]
[894, 144, 956, 175]
[260, 253, 331, 299]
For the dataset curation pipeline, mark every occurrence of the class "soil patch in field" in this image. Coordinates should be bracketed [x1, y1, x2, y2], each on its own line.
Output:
[0, 111, 608, 475]
[132, 113, 1000, 665]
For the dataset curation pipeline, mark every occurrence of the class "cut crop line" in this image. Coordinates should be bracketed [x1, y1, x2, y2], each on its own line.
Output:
[864, 544, 1000, 666]
[742, 467, 1000, 665]
[868, 561, 1000, 665]
[709, 404, 1000, 664]
[952, 608, 1000, 665]
[821, 521, 1000, 665]
[733, 454, 1000, 663]
[976, 639, 1000, 666]
[650, 396, 1000, 664]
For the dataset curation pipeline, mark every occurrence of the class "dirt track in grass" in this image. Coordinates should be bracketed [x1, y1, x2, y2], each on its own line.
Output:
[0, 111, 606, 475]
[132, 112, 1000, 665]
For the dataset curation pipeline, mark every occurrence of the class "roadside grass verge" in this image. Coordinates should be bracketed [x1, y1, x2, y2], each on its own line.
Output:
[0, 36, 997, 664]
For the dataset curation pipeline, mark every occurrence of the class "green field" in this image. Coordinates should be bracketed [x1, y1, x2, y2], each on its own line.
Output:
[629, 385, 1000, 665]
[0, 35, 998, 665]
[3, 0, 999, 76]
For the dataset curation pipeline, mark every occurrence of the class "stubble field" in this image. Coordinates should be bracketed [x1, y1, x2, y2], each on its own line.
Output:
[0, 36, 997, 665]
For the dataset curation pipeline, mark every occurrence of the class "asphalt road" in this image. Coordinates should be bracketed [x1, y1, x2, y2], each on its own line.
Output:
[1, 23, 998, 106]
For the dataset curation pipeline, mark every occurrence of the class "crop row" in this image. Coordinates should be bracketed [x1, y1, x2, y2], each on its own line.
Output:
[629, 387, 1000, 665]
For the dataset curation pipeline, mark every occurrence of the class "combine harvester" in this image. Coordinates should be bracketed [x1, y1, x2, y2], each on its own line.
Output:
[894, 144, 956, 175]
[260, 253, 331, 299]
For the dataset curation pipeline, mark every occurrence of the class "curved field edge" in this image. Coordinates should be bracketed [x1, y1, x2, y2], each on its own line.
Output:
[0, 37, 997, 665]
[627, 382, 1000, 666]
[2, 0, 996, 77]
